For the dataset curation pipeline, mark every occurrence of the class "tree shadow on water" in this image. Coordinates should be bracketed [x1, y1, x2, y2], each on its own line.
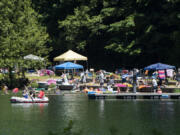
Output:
[48, 120, 83, 135]
[109, 126, 118, 135]
[151, 128, 163, 135]
[48, 131, 58, 135]
[48, 121, 164, 135]
[127, 128, 164, 135]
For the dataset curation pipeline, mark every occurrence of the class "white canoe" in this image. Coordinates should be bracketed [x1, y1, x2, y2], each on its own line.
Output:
[10, 96, 49, 103]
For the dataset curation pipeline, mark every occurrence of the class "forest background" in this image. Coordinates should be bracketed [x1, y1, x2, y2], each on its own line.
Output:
[0, 0, 180, 72]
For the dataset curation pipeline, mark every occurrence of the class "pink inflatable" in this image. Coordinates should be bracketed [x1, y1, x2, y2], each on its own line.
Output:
[115, 83, 127, 87]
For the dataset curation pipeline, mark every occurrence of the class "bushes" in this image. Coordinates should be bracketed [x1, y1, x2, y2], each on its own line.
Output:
[0, 77, 29, 89]
[30, 82, 39, 88]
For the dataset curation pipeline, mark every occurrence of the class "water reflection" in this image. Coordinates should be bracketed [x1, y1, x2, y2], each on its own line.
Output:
[1, 95, 180, 135]
[11, 103, 48, 115]
[99, 99, 105, 118]
[11, 103, 48, 108]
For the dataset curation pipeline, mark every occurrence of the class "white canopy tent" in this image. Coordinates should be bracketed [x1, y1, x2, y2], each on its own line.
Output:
[24, 54, 44, 61]
[53, 50, 88, 62]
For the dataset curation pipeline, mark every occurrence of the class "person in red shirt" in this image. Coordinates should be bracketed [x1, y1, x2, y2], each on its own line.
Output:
[38, 90, 45, 99]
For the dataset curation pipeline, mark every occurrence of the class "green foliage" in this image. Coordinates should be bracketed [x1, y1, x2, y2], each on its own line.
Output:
[0, 75, 29, 89]
[0, 0, 50, 71]
[63, 120, 74, 135]
[57, 0, 141, 56]
[29, 0, 180, 69]
[48, 83, 56, 89]
[31, 82, 38, 88]
[30, 0, 180, 68]
[0, 0, 50, 86]
[54, 0, 180, 66]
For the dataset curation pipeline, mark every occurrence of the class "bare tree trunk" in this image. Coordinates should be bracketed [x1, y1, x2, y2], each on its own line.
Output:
[8, 67, 13, 88]
[22, 68, 25, 79]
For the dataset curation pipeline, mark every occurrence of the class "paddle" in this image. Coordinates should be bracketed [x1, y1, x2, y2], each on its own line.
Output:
[30, 94, 34, 102]
[28, 89, 34, 103]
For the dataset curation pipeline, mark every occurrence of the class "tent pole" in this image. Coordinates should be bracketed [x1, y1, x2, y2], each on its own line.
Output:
[133, 68, 137, 93]
[72, 68, 74, 79]
[73, 60, 76, 74]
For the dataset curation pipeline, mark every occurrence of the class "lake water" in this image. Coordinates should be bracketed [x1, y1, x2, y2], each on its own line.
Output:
[0, 93, 180, 135]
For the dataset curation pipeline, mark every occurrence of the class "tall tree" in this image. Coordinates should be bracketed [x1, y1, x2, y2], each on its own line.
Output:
[0, 0, 49, 87]
[133, 0, 180, 66]
[31, 0, 180, 69]
[58, 0, 180, 67]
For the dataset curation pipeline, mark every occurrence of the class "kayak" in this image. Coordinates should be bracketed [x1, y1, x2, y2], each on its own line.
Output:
[10, 96, 49, 103]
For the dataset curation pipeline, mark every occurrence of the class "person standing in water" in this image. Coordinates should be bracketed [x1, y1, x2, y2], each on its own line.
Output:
[2, 84, 9, 94]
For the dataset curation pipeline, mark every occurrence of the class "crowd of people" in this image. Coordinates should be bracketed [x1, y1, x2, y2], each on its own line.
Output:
[80, 68, 180, 93]
[1, 67, 180, 95]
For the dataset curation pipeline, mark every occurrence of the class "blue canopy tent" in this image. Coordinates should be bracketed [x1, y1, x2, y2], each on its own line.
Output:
[144, 63, 175, 70]
[55, 62, 83, 70]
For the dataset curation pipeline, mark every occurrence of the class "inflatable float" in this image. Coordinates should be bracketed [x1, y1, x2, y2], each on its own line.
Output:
[10, 96, 49, 103]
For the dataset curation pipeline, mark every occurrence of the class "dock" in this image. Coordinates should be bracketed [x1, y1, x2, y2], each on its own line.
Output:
[88, 93, 180, 99]
[80, 84, 178, 93]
